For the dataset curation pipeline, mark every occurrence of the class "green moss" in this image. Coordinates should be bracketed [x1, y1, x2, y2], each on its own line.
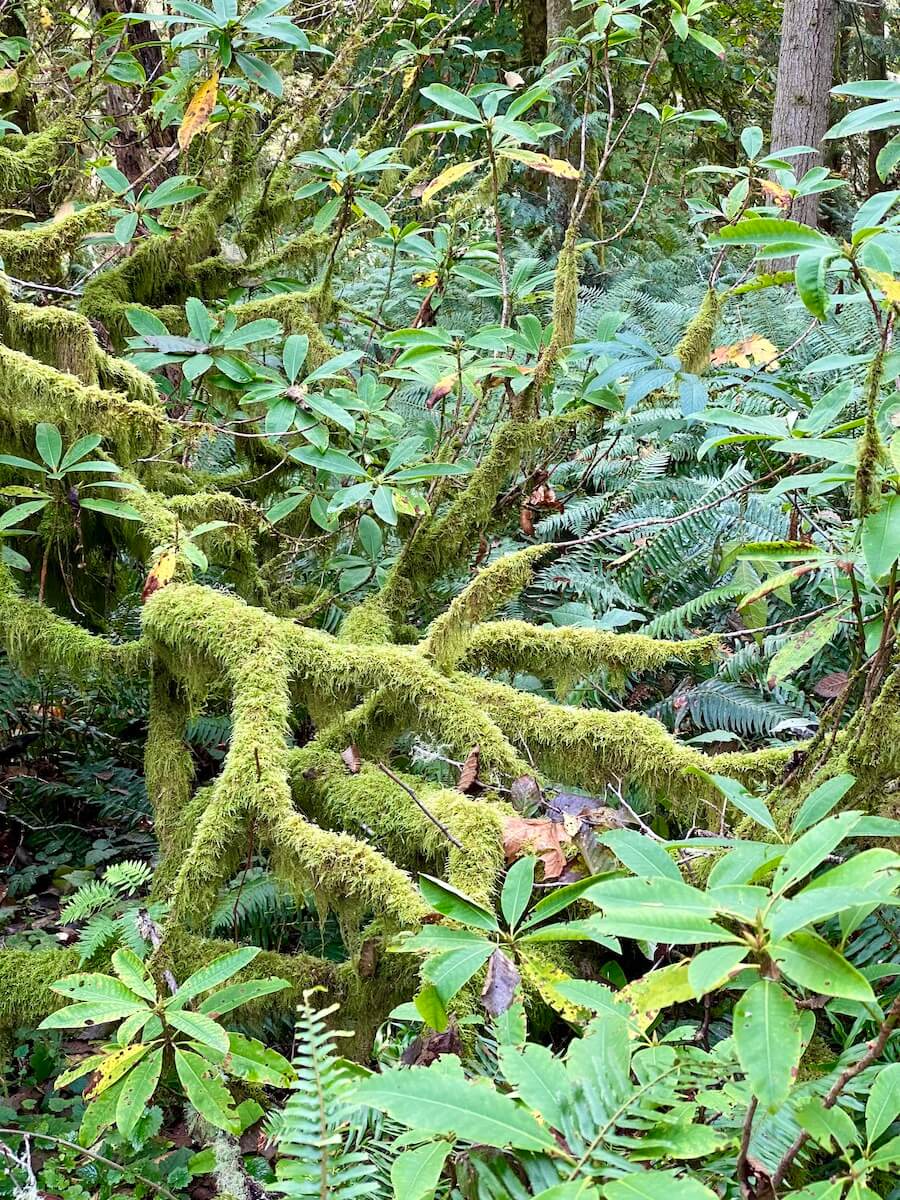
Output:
[550, 223, 579, 352]
[0, 342, 167, 464]
[146, 664, 195, 860]
[457, 673, 785, 822]
[674, 289, 722, 375]
[854, 349, 887, 517]
[290, 746, 509, 907]
[0, 565, 149, 683]
[394, 409, 591, 599]
[0, 118, 79, 205]
[0, 203, 111, 282]
[424, 546, 549, 670]
[460, 621, 722, 690]
[0, 947, 79, 1029]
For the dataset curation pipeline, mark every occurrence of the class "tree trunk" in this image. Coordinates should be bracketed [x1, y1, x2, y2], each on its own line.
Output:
[546, 0, 575, 241]
[865, 0, 888, 194]
[770, 0, 837, 227]
[521, 0, 547, 67]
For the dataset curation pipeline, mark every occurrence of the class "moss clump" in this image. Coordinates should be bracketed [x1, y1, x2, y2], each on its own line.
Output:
[460, 621, 722, 691]
[424, 545, 550, 670]
[290, 746, 509, 907]
[394, 409, 590, 598]
[0, 118, 80, 204]
[854, 350, 887, 517]
[0, 565, 149, 683]
[0, 947, 80, 1029]
[0, 343, 167, 464]
[0, 203, 111, 281]
[674, 289, 722, 375]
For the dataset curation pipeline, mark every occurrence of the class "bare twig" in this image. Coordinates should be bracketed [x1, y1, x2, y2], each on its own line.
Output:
[771, 992, 900, 1189]
[376, 762, 464, 850]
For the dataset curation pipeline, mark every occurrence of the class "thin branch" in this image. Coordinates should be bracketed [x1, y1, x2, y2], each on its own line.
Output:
[771, 992, 900, 1189]
[376, 762, 464, 850]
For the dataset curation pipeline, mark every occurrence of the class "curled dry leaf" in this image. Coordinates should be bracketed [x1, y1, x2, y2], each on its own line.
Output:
[481, 949, 521, 1016]
[502, 815, 569, 879]
[141, 550, 177, 604]
[457, 744, 480, 793]
[341, 744, 361, 774]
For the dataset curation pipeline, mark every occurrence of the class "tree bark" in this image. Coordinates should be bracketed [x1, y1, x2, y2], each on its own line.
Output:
[521, 0, 547, 67]
[546, 0, 575, 240]
[770, 0, 837, 227]
[864, 0, 887, 194]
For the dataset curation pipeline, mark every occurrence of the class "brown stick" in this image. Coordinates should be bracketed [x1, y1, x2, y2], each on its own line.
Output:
[376, 762, 464, 850]
[771, 993, 900, 1189]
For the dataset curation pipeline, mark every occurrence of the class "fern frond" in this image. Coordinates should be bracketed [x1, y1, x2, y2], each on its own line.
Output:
[272, 990, 375, 1198]
[104, 859, 153, 897]
[59, 881, 116, 924]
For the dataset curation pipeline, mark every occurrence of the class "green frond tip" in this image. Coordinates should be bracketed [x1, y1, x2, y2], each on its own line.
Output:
[423, 544, 550, 670]
[674, 288, 723, 375]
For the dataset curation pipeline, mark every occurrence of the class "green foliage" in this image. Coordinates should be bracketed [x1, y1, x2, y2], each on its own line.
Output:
[43, 946, 292, 1140]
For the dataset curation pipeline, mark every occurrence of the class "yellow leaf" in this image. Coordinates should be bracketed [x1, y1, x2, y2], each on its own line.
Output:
[621, 962, 694, 1028]
[865, 268, 900, 305]
[498, 149, 580, 179]
[0, 68, 18, 95]
[412, 269, 439, 288]
[402, 65, 417, 91]
[421, 159, 484, 204]
[141, 550, 178, 603]
[39, 5, 52, 28]
[84, 1043, 150, 1100]
[760, 179, 792, 208]
[710, 334, 779, 371]
[177, 72, 219, 152]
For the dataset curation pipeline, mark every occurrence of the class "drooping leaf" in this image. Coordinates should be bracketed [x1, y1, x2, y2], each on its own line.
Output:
[178, 73, 219, 150]
[733, 980, 803, 1111]
[355, 1067, 558, 1153]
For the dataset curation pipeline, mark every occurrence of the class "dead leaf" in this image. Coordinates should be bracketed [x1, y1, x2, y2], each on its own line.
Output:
[427, 375, 456, 410]
[140, 550, 177, 603]
[814, 670, 849, 698]
[401, 1022, 461, 1066]
[760, 179, 792, 209]
[457, 745, 480, 793]
[341, 744, 361, 774]
[481, 949, 521, 1016]
[502, 815, 569, 879]
[504, 70, 525, 89]
[421, 159, 483, 204]
[510, 774, 542, 811]
[178, 72, 219, 152]
[519, 504, 534, 536]
[710, 334, 779, 371]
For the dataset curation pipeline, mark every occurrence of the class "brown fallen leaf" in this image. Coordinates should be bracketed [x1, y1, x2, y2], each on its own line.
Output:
[502, 815, 570, 879]
[341, 744, 361, 774]
[814, 670, 849, 698]
[401, 1022, 462, 1066]
[457, 745, 480, 793]
[510, 774, 542, 811]
[482, 948, 521, 1016]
